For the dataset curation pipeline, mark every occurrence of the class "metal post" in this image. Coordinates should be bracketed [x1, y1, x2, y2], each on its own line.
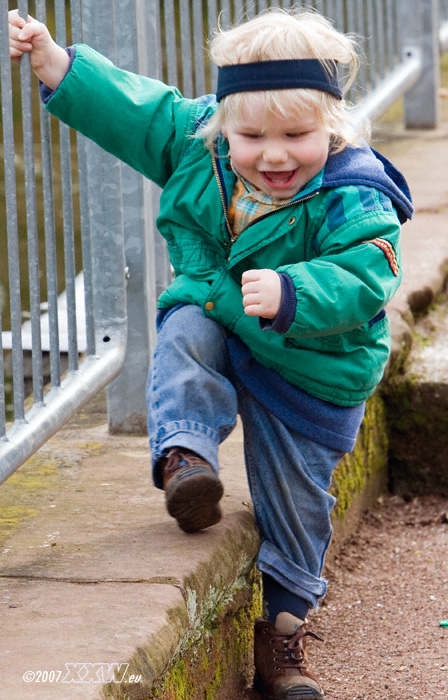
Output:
[400, 0, 440, 129]
[105, 0, 168, 434]
[79, 0, 127, 360]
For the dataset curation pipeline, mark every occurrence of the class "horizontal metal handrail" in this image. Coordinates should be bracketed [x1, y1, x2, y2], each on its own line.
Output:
[353, 52, 423, 126]
[440, 21, 448, 52]
[0, 339, 126, 484]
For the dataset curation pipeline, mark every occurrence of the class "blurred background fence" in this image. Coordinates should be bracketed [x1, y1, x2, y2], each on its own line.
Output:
[1, 0, 448, 484]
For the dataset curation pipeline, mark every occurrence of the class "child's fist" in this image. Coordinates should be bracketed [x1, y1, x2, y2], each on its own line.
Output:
[241, 269, 282, 319]
[9, 10, 49, 63]
[8, 9, 69, 89]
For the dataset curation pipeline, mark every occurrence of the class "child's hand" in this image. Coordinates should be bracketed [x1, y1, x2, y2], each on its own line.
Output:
[8, 9, 69, 90]
[241, 269, 282, 319]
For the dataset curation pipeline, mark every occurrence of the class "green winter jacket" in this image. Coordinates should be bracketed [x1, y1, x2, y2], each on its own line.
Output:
[45, 45, 412, 406]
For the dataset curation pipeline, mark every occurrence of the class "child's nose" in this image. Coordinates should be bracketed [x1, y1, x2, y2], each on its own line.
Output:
[262, 143, 289, 164]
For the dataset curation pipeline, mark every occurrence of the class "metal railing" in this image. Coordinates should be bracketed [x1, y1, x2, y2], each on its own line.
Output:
[1, 0, 448, 484]
[0, 0, 132, 483]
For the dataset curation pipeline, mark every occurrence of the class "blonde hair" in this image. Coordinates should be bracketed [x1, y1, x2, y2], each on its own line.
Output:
[200, 9, 369, 153]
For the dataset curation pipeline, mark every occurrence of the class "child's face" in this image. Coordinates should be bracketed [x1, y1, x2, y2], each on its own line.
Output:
[221, 101, 330, 199]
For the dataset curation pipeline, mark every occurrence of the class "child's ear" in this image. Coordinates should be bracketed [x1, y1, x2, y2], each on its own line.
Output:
[221, 124, 228, 138]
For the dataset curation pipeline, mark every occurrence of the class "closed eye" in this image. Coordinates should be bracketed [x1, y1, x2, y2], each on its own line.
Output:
[286, 132, 309, 139]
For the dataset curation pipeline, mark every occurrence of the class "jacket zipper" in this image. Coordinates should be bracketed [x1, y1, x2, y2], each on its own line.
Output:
[212, 156, 232, 247]
[212, 155, 320, 244]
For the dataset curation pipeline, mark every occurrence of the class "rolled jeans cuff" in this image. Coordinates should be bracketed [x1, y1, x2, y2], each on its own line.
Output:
[257, 540, 329, 609]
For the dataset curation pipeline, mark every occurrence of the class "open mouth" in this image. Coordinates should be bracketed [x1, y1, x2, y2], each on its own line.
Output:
[260, 169, 298, 189]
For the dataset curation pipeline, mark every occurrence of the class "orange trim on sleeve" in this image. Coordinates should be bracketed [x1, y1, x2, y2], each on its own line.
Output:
[366, 238, 399, 276]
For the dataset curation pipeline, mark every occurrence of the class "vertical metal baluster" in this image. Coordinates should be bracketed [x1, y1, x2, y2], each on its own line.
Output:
[164, 0, 178, 86]
[70, 0, 95, 357]
[0, 0, 25, 421]
[150, 0, 163, 82]
[346, 0, 356, 36]
[55, 0, 78, 371]
[207, 0, 218, 89]
[192, 0, 206, 96]
[356, 1, 367, 96]
[245, 0, 257, 19]
[346, 0, 357, 103]
[0, 304, 5, 437]
[366, 0, 376, 89]
[180, 0, 193, 97]
[334, 0, 345, 29]
[18, 0, 44, 404]
[385, 0, 396, 71]
[375, 0, 385, 81]
[220, 0, 232, 28]
[35, 0, 61, 387]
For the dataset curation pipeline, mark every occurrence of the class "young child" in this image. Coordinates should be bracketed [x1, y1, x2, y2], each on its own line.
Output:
[9, 8, 413, 699]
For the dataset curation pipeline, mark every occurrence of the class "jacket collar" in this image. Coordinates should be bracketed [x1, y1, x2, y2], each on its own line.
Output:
[323, 140, 414, 224]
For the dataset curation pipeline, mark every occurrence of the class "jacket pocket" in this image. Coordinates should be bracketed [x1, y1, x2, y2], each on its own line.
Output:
[166, 239, 223, 274]
[285, 312, 389, 355]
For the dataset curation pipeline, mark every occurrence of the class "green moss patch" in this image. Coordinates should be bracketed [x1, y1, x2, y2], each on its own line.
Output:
[331, 392, 389, 520]
[0, 445, 94, 544]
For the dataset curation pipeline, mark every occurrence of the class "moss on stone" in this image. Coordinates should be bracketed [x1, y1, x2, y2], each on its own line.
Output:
[0, 440, 104, 543]
[150, 570, 262, 700]
[331, 392, 388, 520]
[0, 455, 61, 543]
[101, 571, 262, 700]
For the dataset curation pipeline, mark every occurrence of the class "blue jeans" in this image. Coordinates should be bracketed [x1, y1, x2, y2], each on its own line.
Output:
[146, 305, 345, 608]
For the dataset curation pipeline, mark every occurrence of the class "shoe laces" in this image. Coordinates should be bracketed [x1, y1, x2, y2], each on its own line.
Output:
[163, 448, 210, 478]
[270, 626, 323, 672]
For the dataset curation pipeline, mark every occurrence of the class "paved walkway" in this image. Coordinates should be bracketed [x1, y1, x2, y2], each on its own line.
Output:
[1, 99, 448, 699]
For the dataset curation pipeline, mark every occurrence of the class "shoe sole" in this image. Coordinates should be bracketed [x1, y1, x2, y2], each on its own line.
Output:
[254, 672, 325, 700]
[259, 688, 325, 700]
[283, 690, 325, 699]
[165, 465, 224, 533]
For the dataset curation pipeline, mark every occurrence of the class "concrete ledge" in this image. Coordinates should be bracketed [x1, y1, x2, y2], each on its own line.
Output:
[0, 413, 261, 699]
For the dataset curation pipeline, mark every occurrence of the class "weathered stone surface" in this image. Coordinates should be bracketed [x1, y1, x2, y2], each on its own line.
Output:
[385, 300, 448, 495]
[0, 421, 260, 700]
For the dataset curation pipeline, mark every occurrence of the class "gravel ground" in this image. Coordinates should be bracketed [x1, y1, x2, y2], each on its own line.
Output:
[242, 494, 448, 700]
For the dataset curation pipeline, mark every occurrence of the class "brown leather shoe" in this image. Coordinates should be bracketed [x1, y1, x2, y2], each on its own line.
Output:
[161, 448, 224, 533]
[254, 613, 325, 699]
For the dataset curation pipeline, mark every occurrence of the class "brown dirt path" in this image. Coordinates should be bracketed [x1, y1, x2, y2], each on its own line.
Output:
[241, 494, 448, 700]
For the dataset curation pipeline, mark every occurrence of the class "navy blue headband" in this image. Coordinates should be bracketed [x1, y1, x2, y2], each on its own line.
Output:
[216, 59, 342, 101]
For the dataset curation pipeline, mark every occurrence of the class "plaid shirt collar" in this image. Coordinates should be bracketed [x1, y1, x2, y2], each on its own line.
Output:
[227, 169, 293, 241]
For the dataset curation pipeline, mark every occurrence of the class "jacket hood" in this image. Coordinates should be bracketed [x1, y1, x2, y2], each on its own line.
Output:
[323, 141, 414, 224]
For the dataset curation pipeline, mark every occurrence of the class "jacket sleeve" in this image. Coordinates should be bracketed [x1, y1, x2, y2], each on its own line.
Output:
[276, 191, 403, 339]
[44, 44, 199, 188]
